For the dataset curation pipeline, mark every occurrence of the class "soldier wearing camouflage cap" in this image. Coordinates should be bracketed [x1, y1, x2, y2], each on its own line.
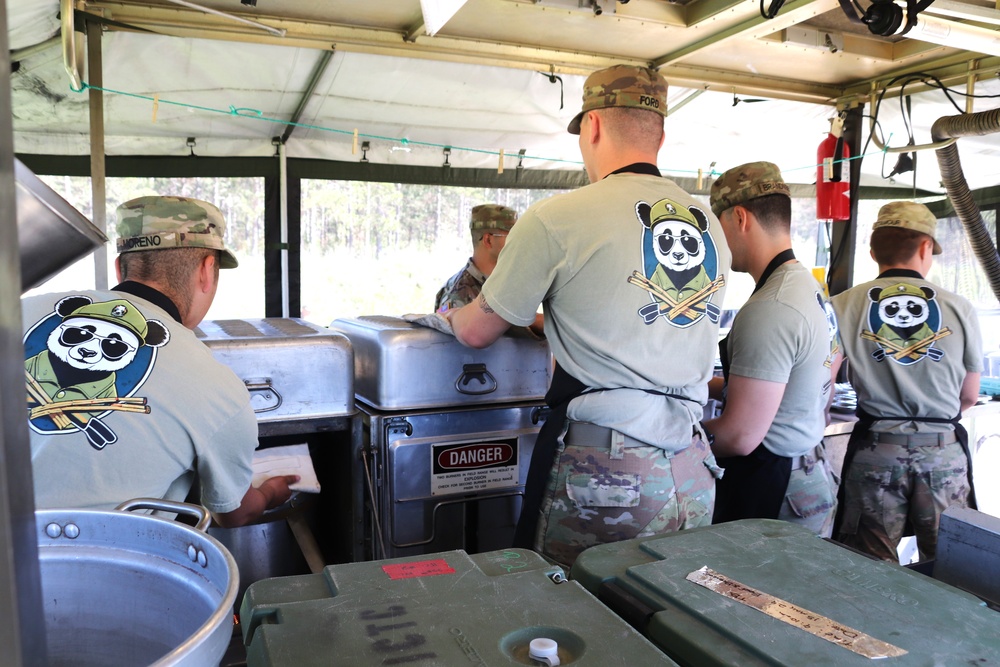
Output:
[116, 195, 239, 269]
[703, 161, 842, 537]
[434, 204, 519, 313]
[445, 64, 731, 568]
[831, 200, 981, 562]
[21, 194, 298, 526]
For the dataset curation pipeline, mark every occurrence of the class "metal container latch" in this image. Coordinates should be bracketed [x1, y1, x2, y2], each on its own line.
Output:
[455, 363, 497, 395]
[245, 377, 282, 413]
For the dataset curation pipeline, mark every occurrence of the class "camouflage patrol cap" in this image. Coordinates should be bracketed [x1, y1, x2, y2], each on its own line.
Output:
[709, 161, 790, 218]
[64, 299, 148, 345]
[115, 195, 239, 268]
[469, 204, 517, 232]
[872, 201, 942, 255]
[567, 65, 668, 135]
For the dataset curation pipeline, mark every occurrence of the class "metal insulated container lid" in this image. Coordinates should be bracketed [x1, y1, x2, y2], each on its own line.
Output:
[195, 318, 355, 426]
[330, 315, 552, 410]
[16, 158, 108, 293]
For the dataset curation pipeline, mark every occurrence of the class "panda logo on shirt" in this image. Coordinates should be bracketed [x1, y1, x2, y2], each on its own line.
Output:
[630, 197, 725, 328]
[864, 282, 949, 365]
[23, 296, 168, 449]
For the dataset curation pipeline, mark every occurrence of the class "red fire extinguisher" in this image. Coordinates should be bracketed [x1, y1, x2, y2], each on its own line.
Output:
[816, 117, 851, 221]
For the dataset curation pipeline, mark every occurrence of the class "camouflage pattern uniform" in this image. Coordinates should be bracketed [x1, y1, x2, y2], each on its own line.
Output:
[116, 195, 239, 268]
[434, 204, 517, 312]
[840, 435, 969, 560]
[778, 448, 840, 537]
[435, 261, 488, 313]
[537, 424, 717, 569]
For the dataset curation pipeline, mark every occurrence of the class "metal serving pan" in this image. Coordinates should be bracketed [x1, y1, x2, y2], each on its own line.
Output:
[330, 315, 551, 410]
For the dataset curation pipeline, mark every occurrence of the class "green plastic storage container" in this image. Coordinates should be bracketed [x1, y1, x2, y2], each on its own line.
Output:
[571, 519, 1000, 666]
[241, 548, 677, 665]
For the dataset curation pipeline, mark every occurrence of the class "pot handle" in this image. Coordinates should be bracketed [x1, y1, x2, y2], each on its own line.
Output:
[114, 498, 212, 532]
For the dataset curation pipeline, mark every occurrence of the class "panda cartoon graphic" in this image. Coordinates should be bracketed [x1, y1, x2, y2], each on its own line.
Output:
[863, 282, 950, 365]
[629, 197, 725, 327]
[23, 296, 169, 449]
[816, 291, 841, 368]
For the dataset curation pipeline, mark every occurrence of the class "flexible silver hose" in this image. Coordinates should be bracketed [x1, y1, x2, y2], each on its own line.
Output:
[931, 109, 1000, 304]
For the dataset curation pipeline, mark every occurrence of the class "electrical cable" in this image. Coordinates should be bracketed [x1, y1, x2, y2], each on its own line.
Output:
[760, 0, 785, 19]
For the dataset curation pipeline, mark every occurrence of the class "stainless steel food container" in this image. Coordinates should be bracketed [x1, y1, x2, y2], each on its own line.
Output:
[330, 315, 551, 410]
[195, 318, 354, 435]
[16, 158, 108, 292]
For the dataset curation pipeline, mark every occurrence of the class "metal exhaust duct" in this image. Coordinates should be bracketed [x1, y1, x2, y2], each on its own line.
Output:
[931, 109, 1000, 304]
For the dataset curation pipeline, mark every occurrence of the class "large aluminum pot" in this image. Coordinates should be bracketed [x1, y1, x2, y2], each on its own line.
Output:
[36, 498, 239, 667]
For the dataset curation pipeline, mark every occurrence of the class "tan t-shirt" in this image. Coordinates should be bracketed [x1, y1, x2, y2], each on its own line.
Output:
[22, 289, 257, 512]
[832, 272, 982, 433]
[481, 173, 732, 450]
[726, 262, 838, 457]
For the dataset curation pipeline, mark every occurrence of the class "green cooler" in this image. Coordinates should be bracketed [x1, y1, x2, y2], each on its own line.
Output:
[571, 519, 1000, 666]
[240, 548, 677, 665]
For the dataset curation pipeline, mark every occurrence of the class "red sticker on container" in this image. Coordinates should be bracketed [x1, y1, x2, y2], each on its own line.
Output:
[382, 559, 456, 580]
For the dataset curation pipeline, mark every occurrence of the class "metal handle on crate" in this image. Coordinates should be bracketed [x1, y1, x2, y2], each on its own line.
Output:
[455, 363, 497, 395]
[114, 498, 212, 532]
[245, 377, 283, 413]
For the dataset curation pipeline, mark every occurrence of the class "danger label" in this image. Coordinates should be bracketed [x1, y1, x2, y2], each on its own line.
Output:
[431, 440, 519, 496]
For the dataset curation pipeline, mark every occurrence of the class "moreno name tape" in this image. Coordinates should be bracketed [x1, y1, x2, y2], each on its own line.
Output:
[686, 566, 907, 660]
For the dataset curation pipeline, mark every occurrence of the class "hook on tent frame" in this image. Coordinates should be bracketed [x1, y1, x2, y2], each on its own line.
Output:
[361, 141, 370, 163]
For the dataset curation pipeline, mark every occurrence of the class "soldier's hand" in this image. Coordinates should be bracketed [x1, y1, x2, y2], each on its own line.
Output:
[260, 474, 300, 510]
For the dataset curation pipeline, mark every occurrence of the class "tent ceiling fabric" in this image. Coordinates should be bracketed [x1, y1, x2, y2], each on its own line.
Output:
[7, 0, 1000, 193]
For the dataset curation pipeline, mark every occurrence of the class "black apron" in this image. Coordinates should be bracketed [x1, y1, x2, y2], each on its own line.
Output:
[711, 249, 797, 524]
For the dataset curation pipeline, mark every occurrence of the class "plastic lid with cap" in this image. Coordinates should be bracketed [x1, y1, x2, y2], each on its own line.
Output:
[529, 637, 560, 666]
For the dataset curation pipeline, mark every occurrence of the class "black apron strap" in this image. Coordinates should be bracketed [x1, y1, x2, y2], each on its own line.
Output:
[955, 422, 977, 510]
[512, 362, 587, 548]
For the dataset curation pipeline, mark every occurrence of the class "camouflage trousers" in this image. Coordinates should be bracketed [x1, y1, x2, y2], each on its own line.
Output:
[837, 434, 969, 562]
[777, 444, 839, 538]
[534, 421, 721, 569]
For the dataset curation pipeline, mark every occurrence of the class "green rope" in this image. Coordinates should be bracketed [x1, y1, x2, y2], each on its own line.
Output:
[74, 81, 883, 178]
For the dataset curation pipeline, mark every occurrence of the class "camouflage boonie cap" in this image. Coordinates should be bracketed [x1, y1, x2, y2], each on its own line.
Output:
[567, 65, 668, 135]
[872, 201, 942, 255]
[709, 161, 790, 217]
[469, 204, 517, 232]
[115, 195, 239, 268]
[64, 299, 148, 344]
